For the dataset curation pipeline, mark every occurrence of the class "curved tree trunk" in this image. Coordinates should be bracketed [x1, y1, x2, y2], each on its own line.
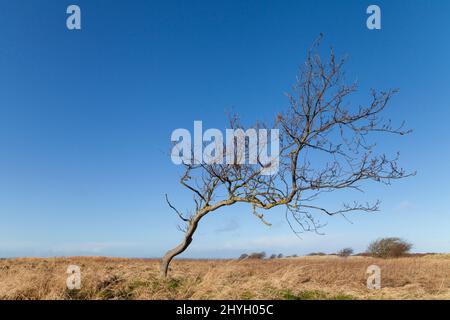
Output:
[160, 212, 204, 278]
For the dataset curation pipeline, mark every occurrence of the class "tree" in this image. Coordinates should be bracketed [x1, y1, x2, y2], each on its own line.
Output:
[337, 247, 354, 257]
[160, 37, 413, 277]
[367, 237, 412, 258]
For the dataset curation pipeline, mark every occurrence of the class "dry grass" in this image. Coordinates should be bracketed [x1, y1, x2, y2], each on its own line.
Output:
[0, 255, 449, 300]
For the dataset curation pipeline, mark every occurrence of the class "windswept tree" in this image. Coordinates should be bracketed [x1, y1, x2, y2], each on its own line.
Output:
[367, 237, 412, 258]
[161, 38, 413, 277]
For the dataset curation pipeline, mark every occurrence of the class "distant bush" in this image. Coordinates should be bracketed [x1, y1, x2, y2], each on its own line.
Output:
[367, 237, 412, 258]
[248, 252, 266, 259]
[307, 252, 326, 256]
[269, 254, 277, 259]
[277, 254, 284, 259]
[238, 252, 268, 260]
[337, 248, 354, 257]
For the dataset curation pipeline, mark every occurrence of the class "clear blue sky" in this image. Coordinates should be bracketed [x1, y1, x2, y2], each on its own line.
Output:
[1, 0, 449, 258]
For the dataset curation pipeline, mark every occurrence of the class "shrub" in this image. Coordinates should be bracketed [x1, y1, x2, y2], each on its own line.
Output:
[337, 248, 354, 257]
[269, 254, 277, 259]
[307, 252, 326, 256]
[248, 252, 266, 259]
[277, 253, 284, 259]
[367, 237, 412, 258]
[238, 252, 267, 259]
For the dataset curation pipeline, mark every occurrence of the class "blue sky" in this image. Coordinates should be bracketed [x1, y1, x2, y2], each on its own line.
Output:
[1, 0, 449, 258]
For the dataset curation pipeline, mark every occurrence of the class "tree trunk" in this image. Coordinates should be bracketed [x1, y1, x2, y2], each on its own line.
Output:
[160, 212, 203, 278]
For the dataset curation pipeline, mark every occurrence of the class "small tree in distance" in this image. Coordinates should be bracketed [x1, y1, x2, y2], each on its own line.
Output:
[367, 237, 412, 258]
[160, 36, 414, 277]
[337, 248, 354, 257]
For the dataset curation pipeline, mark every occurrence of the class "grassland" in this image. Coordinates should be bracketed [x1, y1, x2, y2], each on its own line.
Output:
[0, 255, 449, 300]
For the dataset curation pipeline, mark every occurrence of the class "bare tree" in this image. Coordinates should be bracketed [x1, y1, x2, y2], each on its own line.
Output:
[160, 38, 413, 277]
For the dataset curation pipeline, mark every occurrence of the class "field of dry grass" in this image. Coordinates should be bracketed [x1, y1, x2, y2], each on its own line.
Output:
[0, 255, 449, 300]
